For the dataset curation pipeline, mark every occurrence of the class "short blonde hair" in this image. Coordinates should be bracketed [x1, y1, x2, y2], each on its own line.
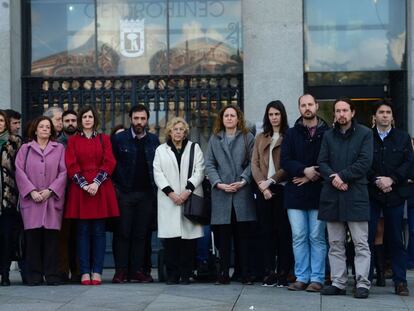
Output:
[165, 117, 189, 139]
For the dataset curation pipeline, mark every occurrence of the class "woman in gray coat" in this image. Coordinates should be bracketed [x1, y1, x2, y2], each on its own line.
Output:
[205, 104, 256, 284]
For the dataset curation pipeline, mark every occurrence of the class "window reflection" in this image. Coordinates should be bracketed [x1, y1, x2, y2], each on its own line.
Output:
[28, 0, 243, 76]
[304, 0, 406, 72]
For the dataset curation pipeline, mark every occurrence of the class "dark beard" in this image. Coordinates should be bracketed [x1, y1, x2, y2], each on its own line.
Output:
[133, 124, 145, 135]
[63, 126, 77, 135]
[302, 114, 316, 120]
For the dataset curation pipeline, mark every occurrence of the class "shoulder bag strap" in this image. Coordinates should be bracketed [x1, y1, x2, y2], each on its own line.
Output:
[187, 142, 196, 179]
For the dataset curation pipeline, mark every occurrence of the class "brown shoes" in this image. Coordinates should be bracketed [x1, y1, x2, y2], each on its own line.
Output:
[306, 282, 323, 292]
[395, 282, 410, 296]
[287, 281, 308, 291]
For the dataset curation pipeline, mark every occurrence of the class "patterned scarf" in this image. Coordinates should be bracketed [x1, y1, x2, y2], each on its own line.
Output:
[0, 130, 9, 150]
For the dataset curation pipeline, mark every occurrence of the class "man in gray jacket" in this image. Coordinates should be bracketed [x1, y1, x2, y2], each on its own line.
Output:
[318, 98, 373, 299]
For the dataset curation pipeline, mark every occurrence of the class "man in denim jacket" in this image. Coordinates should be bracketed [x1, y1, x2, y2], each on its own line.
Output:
[111, 104, 159, 283]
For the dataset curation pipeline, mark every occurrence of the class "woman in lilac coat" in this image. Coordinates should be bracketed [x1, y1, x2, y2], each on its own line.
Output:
[15, 116, 67, 286]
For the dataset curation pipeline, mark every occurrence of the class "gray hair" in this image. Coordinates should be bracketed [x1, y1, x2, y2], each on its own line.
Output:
[43, 106, 63, 118]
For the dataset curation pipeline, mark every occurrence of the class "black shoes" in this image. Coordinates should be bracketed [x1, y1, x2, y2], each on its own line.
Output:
[354, 287, 369, 299]
[320, 285, 346, 296]
[1, 276, 10, 286]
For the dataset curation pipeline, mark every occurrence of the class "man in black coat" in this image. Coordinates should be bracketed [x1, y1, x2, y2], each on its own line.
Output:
[280, 94, 329, 292]
[367, 101, 413, 296]
[318, 98, 373, 299]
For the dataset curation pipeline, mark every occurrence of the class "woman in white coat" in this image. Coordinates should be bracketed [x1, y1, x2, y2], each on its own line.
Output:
[153, 117, 204, 284]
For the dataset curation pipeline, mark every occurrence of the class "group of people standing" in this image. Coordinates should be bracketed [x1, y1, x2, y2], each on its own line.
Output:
[0, 95, 413, 301]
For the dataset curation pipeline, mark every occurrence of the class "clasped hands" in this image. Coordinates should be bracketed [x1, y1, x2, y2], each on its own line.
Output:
[217, 181, 245, 193]
[30, 189, 52, 203]
[82, 182, 100, 196]
[375, 176, 393, 193]
[292, 166, 320, 186]
[329, 173, 348, 191]
[168, 190, 191, 205]
[258, 179, 274, 200]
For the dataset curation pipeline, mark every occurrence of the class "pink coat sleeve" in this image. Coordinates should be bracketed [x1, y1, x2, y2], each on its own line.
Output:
[47, 144, 67, 200]
[15, 144, 36, 198]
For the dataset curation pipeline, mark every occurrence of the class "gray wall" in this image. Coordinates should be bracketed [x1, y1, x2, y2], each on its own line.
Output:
[0, 0, 21, 112]
[242, 0, 304, 128]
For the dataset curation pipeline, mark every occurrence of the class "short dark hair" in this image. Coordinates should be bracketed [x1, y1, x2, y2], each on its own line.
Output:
[372, 99, 393, 116]
[333, 97, 355, 112]
[129, 104, 150, 118]
[28, 116, 57, 141]
[0, 110, 11, 133]
[77, 105, 99, 131]
[62, 109, 77, 120]
[4, 109, 21, 120]
[262, 100, 289, 136]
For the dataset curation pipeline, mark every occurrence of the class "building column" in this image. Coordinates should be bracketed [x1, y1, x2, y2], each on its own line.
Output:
[0, 0, 21, 112]
[242, 0, 304, 126]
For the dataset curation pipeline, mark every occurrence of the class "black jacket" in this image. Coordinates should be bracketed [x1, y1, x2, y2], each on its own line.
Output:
[111, 128, 160, 194]
[280, 117, 330, 210]
[318, 121, 373, 222]
[368, 127, 414, 207]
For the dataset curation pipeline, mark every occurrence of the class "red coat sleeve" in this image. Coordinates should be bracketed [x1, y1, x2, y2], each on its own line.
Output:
[99, 134, 116, 176]
[65, 135, 81, 179]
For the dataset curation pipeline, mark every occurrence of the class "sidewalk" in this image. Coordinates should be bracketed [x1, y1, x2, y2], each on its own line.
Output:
[1, 270, 413, 311]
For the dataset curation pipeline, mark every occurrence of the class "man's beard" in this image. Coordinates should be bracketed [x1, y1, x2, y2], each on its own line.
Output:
[133, 124, 145, 135]
[302, 111, 316, 120]
[63, 125, 77, 135]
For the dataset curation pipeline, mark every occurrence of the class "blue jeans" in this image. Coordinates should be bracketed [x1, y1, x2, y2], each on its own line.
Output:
[196, 226, 211, 263]
[77, 219, 106, 275]
[287, 209, 326, 283]
[407, 193, 414, 269]
[368, 201, 407, 284]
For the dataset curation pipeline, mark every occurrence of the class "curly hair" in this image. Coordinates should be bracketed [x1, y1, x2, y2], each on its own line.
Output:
[212, 104, 248, 135]
[165, 117, 189, 139]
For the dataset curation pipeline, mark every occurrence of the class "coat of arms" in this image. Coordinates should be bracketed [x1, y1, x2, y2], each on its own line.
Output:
[120, 19, 145, 58]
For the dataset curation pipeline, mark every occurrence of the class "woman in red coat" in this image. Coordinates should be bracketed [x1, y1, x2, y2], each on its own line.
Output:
[65, 105, 119, 285]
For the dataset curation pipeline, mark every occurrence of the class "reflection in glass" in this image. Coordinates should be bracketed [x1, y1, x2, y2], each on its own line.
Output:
[30, 0, 97, 76]
[28, 0, 243, 76]
[304, 0, 406, 72]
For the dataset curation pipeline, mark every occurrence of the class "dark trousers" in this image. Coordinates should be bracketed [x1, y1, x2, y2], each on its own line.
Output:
[407, 192, 414, 269]
[164, 237, 196, 280]
[369, 201, 407, 284]
[215, 208, 254, 278]
[256, 185, 293, 278]
[0, 213, 19, 277]
[25, 228, 60, 284]
[113, 191, 154, 273]
[57, 219, 78, 279]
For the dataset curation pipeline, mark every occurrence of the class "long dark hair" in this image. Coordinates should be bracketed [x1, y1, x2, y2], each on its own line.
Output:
[262, 100, 289, 136]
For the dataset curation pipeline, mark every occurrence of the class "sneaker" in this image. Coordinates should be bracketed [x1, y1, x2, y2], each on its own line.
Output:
[395, 282, 410, 296]
[287, 281, 308, 291]
[320, 285, 346, 295]
[354, 287, 369, 299]
[277, 278, 288, 288]
[306, 282, 322, 292]
[262, 272, 277, 287]
[129, 271, 153, 283]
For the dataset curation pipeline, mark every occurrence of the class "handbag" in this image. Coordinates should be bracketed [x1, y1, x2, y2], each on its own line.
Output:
[183, 143, 211, 225]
